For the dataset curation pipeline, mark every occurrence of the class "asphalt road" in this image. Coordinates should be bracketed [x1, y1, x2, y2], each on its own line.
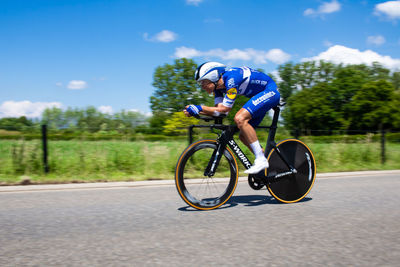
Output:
[1, 171, 400, 266]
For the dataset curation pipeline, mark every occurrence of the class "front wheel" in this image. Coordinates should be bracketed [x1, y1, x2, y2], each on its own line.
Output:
[175, 140, 239, 210]
[266, 139, 316, 203]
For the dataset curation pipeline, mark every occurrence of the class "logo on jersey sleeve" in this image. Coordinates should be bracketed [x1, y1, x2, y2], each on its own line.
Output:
[227, 78, 235, 88]
[226, 88, 237, 100]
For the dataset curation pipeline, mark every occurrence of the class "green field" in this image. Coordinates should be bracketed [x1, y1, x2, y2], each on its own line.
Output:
[0, 139, 399, 184]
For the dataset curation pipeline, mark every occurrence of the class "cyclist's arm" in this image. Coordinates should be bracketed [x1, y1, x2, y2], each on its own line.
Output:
[200, 103, 231, 116]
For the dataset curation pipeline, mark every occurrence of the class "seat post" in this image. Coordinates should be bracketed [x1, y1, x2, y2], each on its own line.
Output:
[265, 106, 280, 155]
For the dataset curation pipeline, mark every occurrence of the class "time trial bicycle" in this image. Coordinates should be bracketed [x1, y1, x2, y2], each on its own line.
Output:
[175, 104, 316, 210]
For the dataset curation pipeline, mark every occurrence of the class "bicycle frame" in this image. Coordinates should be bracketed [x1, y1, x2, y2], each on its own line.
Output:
[201, 106, 297, 183]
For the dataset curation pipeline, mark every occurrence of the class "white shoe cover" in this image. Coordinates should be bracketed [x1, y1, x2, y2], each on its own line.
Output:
[244, 157, 269, 174]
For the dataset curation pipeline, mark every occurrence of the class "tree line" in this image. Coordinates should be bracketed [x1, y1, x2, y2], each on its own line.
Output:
[1, 58, 399, 136]
[151, 58, 400, 135]
[277, 61, 400, 134]
[0, 107, 148, 134]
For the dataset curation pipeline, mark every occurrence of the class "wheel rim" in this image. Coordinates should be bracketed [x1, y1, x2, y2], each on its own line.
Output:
[176, 140, 238, 210]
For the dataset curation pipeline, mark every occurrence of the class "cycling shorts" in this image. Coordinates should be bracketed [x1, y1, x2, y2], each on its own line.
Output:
[242, 82, 280, 127]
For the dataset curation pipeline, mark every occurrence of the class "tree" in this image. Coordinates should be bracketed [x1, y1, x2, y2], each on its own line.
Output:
[277, 62, 296, 101]
[293, 61, 319, 90]
[277, 60, 337, 102]
[369, 62, 390, 81]
[39, 106, 148, 133]
[350, 80, 397, 130]
[113, 110, 147, 129]
[150, 58, 213, 114]
[42, 107, 65, 129]
[150, 58, 214, 129]
[391, 71, 400, 91]
[78, 106, 108, 132]
[163, 112, 199, 135]
[316, 60, 336, 83]
[0, 116, 33, 131]
[391, 91, 400, 129]
[282, 83, 342, 134]
[148, 111, 169, 132]
[329, 65, 369, 129]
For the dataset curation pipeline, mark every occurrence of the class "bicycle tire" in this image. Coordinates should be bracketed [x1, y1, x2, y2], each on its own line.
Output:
[175, 140, 239, 210]
[265, 139, 316, 203]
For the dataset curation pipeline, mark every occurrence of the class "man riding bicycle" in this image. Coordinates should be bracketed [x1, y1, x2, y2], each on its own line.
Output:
[184, 62, 280, 174]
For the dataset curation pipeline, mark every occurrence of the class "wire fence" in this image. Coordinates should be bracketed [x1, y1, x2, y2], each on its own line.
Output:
[1, 124, 400, 178]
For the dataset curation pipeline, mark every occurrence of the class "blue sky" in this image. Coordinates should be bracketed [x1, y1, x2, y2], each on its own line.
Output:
[1, 0, 400, 118]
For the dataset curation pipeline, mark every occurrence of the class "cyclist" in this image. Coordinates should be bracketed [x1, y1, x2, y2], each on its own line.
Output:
[184, 62, 280, 174]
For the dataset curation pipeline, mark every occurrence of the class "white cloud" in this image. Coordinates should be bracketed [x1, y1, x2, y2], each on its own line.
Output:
[186, 0, 203, 6]
[144, 30, 178, 43]
[0, 101, 62, 118]
[175, 46, 201, 58]
[98, 105, 113, 114]
[304, 0, 341, 17]
[174, 46, 291, 65]
[319, 0, 341, 13]
[304, 8, 315, 16]
[302, 45, 400, 71]
[55, 82, 63, 87]
[129, 109, 152, 117]
[67, 80, 88, 90]
[374, 1, 400, 20]
[154, 30, 178, 42]
[367, 35, 386, 46]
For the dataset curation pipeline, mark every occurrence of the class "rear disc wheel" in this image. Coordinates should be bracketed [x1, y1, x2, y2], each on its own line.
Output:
[266, 139, 316, 203]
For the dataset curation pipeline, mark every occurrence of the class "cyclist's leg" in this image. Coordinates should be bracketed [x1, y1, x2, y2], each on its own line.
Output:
[235, 108, 267, 174]
[235, 109, 257, 150]
[238, 130, 265, 154]
[240, 86, 280, 174]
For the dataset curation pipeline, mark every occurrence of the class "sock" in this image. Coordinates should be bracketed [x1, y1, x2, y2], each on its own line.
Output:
[249, 140, 265, 160]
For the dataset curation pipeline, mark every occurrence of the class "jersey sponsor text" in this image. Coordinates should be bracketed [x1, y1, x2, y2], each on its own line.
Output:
[252, 91, 276, 106]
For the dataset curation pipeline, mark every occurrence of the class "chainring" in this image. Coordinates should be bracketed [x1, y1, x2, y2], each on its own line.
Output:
[248, 175, 265, 190]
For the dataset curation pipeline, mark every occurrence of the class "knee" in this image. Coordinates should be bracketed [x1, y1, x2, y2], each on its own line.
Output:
[234, 114, 247, 128]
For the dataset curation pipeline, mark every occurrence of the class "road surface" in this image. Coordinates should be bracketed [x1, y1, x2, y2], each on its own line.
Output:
[0, 171, 399, 266]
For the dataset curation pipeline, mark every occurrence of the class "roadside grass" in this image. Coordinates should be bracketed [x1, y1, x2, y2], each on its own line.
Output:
[0, 139, 399, 184]
[309, 142, 400, 172]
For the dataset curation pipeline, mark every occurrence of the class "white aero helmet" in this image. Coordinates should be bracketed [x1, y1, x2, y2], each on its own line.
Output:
[195, 62, 226, 85]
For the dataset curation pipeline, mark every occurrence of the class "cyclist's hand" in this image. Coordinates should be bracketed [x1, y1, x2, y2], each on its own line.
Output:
[185, 104, 202, 117]
[183, 107, 190, 117]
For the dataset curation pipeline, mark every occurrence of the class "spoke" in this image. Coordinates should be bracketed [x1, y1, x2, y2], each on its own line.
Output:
[209, 177, 222, 195]
[178, 141, 236, 209]
[196, 176, 209, 199]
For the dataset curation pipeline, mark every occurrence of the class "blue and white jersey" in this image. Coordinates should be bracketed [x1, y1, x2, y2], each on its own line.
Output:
[214, 67, 276, 108]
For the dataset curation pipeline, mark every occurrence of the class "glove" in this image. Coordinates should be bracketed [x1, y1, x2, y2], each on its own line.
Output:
[186, 105, 202, 116]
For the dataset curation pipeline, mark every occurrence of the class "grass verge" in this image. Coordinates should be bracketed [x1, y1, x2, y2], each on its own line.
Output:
[0, 139, 399, 185]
